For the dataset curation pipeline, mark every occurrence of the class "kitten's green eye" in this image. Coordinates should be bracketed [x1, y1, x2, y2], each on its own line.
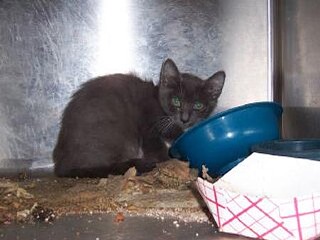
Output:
[193, 102, 204, 110]
[171, 96, 181, 107]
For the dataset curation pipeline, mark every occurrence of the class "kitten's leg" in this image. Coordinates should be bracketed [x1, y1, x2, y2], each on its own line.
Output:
[136, 136, 169, 174]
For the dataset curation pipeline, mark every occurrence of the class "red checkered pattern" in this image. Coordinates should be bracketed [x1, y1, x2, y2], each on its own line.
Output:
[196, 178, 320, 240]
[279, 195, 320, 240]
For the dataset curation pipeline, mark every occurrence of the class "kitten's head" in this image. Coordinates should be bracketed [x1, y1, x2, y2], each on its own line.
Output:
[158, 58, 225, 138]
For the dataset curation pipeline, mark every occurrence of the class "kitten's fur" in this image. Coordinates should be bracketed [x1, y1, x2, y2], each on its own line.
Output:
[53, 59, 225, 177]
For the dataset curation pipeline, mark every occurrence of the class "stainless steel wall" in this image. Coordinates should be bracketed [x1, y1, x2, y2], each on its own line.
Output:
[0, 0, 269, 168]
[280, 0, 320, 138]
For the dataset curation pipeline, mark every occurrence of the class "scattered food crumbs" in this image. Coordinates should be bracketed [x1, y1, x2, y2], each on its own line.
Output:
[201, 165, 216, 183]
[31, 205, 55, 223]
[114, 212, 125, 223]
[173, 220, 180, 228]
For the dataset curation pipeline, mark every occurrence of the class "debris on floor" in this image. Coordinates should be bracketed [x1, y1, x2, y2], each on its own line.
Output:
[0, 159, 210, 225]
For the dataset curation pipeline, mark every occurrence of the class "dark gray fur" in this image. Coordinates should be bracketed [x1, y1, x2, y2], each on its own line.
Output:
[53, 59, 225, 177]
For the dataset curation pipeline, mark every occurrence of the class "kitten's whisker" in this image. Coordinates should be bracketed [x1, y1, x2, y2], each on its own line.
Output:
[158, 117, 175, 135]
[153, 116, 174, 134]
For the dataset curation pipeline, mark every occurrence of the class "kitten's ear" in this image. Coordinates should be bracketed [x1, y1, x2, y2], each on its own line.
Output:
[205, 71, 225, 100]
[160, 58, 180, 87]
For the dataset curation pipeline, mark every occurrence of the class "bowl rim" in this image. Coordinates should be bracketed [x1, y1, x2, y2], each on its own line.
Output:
[171, 101, 283, 147]
[252, 139, 320, 154]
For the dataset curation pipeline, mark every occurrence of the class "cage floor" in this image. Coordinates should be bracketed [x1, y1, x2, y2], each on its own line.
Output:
[0, 159, 255, 239]
[0, 213, 254, 240]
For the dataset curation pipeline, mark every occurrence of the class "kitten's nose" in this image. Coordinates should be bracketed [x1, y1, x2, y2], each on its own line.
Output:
[180, 112, 189, 123]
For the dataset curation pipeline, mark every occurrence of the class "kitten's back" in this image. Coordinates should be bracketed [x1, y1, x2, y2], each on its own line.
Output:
[53, 74, 162, 177]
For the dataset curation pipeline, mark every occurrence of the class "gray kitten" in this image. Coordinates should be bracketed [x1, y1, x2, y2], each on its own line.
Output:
[53, 59, 225, 177]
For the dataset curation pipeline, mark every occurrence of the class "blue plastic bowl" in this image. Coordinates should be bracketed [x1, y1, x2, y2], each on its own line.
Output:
[252, 139, 320, 160]
[169, 102, 283, 177]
